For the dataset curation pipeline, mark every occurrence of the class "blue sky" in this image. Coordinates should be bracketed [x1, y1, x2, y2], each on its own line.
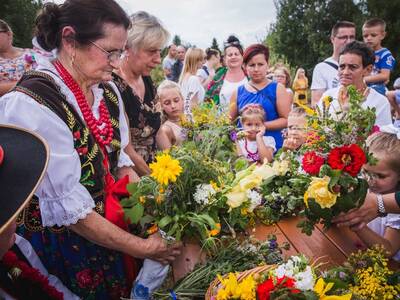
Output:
[52, 0, 277, 49]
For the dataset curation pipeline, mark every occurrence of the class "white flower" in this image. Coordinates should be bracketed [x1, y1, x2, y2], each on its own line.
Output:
[193, 184, 216, 206]
[293, 266, 315, 291]
[246, 189, 262, 212]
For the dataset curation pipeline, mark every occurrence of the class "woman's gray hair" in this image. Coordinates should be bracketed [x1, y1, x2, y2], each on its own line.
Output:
[127, 11, 170, 50]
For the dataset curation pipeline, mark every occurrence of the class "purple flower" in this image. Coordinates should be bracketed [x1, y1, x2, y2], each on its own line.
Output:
[229, 130, 237, 142]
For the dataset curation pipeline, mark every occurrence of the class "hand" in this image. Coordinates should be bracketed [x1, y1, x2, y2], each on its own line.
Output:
[256, 127, 266, 138]
[283, 136, 300, 150]
[144, 232, 182, 265]
[332, 192, 378, 230]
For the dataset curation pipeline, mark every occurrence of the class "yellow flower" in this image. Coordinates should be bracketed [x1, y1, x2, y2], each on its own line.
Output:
[296, 101, 316, 116]
[226, 186, 247, 208]
[322, 95, 333, 109]
[239, 174, 263, 191]
[304, 176, 338, 209]
[210, 180, 219, 191]
[139, 196, 146, 204]
[272, 159, 290, 176]
[156, 194, 164, 204]
[252, 163, 277, 180]
[149, 153, 182, 185]
[216, 273, 256, 300]
[314, 278, 352, 300]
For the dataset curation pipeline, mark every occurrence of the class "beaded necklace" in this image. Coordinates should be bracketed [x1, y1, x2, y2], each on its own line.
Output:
[244, 139, 260, 162]
[53, 60, 113, 147]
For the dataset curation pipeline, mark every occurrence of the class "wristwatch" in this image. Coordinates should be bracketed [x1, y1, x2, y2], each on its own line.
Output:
[376, 194, 388, 217]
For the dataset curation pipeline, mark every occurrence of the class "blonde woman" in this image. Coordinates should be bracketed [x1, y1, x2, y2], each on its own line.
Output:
[113, 11, 169, 169]
[179, 47, 205, 115]
[292, 68, 309, 105]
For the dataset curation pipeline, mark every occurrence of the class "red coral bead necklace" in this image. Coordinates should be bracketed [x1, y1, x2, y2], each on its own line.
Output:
[53, 60, 113, 147]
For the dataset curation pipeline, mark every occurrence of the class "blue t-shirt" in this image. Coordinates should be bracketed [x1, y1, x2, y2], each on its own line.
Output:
[368, 48, 396, 95]
[237, 82, 283, 150]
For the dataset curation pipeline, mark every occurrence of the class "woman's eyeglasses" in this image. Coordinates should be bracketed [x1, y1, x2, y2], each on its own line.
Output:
[90, 41, 124, 62]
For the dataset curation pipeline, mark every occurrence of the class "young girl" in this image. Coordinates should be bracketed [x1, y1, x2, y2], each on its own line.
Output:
[353, 126, 400, 260]
[179, 47, 205, 116]
[236, 104, 275, 163]
[156, 80, 186, 150]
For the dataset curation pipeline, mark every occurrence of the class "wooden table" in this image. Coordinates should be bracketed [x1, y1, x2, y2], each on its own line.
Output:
[251, 216, 399, 269]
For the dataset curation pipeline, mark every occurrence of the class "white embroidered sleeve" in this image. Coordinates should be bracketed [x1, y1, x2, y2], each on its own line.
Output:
[0, 91, 95, 227]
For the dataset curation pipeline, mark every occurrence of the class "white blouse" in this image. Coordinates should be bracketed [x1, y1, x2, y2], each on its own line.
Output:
[0, 51, 133, 227]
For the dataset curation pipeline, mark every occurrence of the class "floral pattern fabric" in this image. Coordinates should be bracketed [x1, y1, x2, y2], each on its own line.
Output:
[0, 48, 36, 81]
[112, 73, 161, 163]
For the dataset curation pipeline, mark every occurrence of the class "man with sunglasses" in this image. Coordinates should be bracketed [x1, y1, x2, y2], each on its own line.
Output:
[311, 21, 356, 107]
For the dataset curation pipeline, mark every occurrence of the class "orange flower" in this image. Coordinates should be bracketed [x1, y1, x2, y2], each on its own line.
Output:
[209, 223, 221, 237]
[146, 224, 158, 235]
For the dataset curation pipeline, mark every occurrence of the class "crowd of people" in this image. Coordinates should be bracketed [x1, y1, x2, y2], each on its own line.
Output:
[0, 0, 399, 299]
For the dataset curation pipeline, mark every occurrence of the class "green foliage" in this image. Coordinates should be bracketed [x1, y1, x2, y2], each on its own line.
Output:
[267, 0, 400, 84]
[172, 34, 182, 46]
[0, 0, 43, 48]
[210, 37, 221, 53]
[150, 64, 165, 87]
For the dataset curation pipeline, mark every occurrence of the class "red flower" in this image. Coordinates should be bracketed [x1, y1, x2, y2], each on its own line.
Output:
[302, 151, 325, 175]
[327, 144, 366, 177]
[73, 131, 81, 140]
[257, 276, 300, 300]
[76, 269, 104, 289]
[371, 125, 380, 134]
[77, 147, 88, 155]
[76, 269, 94, 289]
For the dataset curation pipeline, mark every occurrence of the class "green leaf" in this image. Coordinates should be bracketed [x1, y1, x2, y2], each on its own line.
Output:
[125, 203, 144, 224]
[158, 215, 173, 229]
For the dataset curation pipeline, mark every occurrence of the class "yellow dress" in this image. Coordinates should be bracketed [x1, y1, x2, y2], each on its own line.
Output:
[293, 78, 308, 105]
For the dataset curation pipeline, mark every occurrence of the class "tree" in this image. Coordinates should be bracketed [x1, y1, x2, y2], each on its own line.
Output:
[0, 0, 43, 48]
[172, 34, 182, 46]
[210, 37, 221, 53]
[267, 0, 363, 76]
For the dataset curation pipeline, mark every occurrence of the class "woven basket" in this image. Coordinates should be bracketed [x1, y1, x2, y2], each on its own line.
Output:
[205, 264, 276, 300]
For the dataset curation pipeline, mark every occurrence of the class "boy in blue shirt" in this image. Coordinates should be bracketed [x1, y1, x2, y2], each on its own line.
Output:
[363, 18, 396, 95]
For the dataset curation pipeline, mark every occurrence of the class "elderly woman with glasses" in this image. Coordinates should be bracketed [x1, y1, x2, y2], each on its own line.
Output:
[0, 19, 37, 96]
[0, 1, 180, 299]
[113, 11, 169, 168]
[205, 35, 248, 111]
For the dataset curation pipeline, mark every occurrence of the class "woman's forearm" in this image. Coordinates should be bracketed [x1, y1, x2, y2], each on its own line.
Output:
[264, 117, 287, 131]
[124, 144, 150, 176]
[0, 80, 17, 96]
[69, 211, 150, 258]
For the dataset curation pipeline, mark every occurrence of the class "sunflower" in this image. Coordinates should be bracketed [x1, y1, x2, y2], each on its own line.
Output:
[149, 153, 182, 185]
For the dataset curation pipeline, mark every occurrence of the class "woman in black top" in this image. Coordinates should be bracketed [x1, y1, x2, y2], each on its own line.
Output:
[113, 11, 170, 172]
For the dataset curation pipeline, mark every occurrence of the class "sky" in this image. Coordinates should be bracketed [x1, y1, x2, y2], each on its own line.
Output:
[52, 0, 277, 49]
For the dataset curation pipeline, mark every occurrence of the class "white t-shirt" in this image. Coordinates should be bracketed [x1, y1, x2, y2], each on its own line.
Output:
[318, 86, 392, 126]
[311, 57, 339, 91]
[238, 136, 276, 162]
[219, 77, 248, 111]
[180, 75, 205, 115]
[162, 56, 176, 80]
[196, 65, 210, 81]
[367, 214, 400, 261]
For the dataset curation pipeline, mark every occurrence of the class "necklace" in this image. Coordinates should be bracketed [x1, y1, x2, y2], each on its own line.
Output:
[1, 250, 64, 300]
[244, 139, 260, 162]
[53, 60, 113, 147]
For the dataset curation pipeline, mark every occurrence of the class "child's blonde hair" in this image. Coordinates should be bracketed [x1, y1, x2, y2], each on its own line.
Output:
[157, 80, 184, 100]
[289, 106, 306, 118]
[157, 80, 184, 122]
[367, 130, 400, 176]
[240, 104, 266, 123]
[179, 47, 204, 84]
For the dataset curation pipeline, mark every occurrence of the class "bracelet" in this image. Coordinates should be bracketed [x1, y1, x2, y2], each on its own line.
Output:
[376, 194, 387, 217]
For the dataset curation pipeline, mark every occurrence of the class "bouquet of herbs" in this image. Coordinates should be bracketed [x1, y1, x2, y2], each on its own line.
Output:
[322, 245, 400, 300]
[297, 86, 376, 235]
[154, 235, 288, 300]
[255, 151, 310, 225]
